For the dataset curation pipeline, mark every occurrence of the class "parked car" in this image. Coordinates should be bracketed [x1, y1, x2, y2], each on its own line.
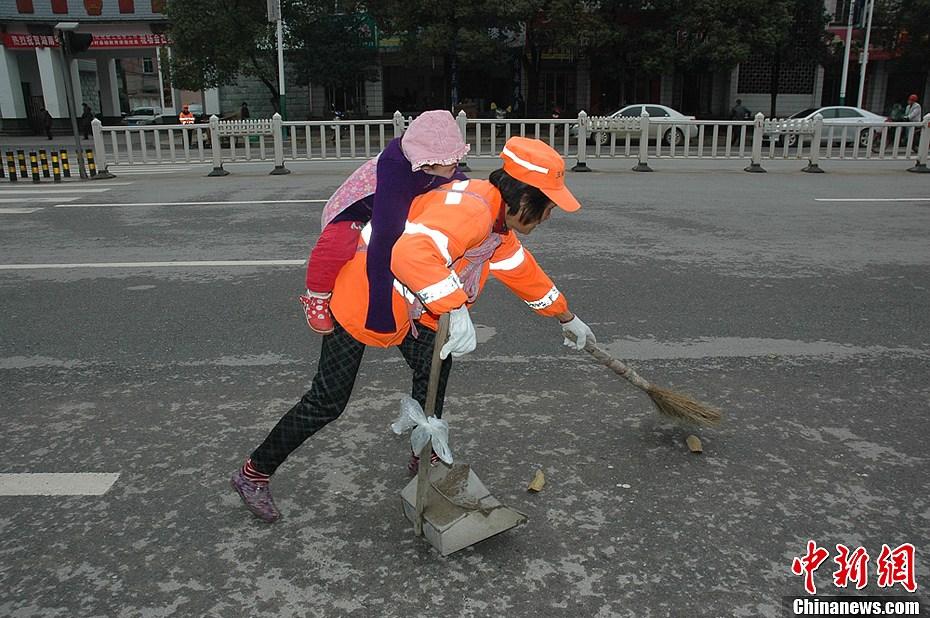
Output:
[573, 104, 699, 146]
[765, 106, 887, 147]
[123, 106, 165, 126]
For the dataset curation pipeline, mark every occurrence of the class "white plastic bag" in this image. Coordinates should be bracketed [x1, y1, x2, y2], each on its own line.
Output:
[390, 395, 453, 464]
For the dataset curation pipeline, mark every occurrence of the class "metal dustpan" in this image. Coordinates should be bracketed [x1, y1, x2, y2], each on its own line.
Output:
[400, 314, 527, 556]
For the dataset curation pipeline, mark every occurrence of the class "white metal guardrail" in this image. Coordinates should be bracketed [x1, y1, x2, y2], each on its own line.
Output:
[90, 110, 930, 177]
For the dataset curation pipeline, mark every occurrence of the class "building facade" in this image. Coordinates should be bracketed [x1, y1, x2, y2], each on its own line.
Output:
[0, 0, 219, 135]
[5, 0, 926, 134]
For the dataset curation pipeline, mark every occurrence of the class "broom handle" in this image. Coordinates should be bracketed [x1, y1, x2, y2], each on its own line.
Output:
[582, 340, 653, 393]
[414, 312, 451, 536]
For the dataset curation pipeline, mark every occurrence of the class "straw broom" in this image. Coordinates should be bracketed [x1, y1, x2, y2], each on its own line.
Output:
[571, 336, 721, 426]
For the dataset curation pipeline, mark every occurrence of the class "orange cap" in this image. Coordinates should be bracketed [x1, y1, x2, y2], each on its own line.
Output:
[499, 136, 581, 212]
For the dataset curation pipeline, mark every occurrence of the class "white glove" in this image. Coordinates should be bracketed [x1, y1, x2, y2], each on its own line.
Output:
[561, 315, 596, 350]
[440, 306, 476, 360]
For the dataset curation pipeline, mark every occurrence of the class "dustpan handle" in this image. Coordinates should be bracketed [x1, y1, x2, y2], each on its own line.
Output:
[415, 312, 451, 536]
[424, 312, 451, 417]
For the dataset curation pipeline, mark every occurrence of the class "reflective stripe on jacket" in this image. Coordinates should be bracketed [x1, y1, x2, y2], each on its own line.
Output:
[330, 178, 568, 347]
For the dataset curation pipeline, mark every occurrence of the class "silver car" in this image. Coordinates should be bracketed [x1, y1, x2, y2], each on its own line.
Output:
[578, 104, 700, 146]
[765, 106, 887, 147]
[123, 107, 164, 126]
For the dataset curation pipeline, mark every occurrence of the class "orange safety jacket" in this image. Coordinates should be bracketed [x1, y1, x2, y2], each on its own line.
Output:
[330, 178, 569, 347]
[179, 112, 195, 125]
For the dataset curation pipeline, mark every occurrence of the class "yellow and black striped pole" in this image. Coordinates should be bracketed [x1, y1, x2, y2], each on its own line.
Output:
[17, 150, 28, 179]
[85, 149, 98, 177]
[29, 151, 40, 183]
[39, 149, 50, 178]
[5, 151, 16, 182]
[51, 151, 62, 183]
[61, 150, 71, 178]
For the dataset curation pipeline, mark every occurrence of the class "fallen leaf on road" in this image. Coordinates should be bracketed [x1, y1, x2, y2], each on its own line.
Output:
[527, 469, 545, 492]
[686, 435, 703, 454]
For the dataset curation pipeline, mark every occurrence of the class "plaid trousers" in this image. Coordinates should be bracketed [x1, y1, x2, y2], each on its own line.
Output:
[250, 319, 452, 475]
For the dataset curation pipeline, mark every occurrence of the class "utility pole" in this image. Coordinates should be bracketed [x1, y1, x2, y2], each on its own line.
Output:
[268, 0, 286, 119]
[838, 0, 856, 105]
[55, 22, 90, 179]
[857, 0, 875, 108]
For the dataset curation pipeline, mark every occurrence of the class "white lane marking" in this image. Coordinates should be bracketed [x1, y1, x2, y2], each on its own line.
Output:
[0, 197, 79, 203]
[113, 170, 183, 176]
[815, 197, 930, 202]
[0, 208, 43, 214]
[0, 187, 115, 194]
[0, 473, 120, 496]
[0, 259, 304, 270]
[55, 199, 326, 208]
[108, 167, 191, 171]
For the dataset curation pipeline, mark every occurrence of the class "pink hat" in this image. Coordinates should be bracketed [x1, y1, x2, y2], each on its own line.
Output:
[400, 110, 470, 171]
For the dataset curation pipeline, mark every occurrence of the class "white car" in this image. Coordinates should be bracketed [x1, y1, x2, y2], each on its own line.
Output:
[578, 104, 699, 146]
[765, 106, 887, 147]
[123, 107, 164, 126]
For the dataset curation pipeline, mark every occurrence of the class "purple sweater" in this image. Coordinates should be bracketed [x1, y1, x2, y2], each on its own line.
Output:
[364, 137, 468, 333]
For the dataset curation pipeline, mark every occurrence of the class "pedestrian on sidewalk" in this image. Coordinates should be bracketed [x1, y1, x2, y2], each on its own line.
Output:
[298, 110, 470, 337]
[80, 103, 94, 139]
[230, 136, 597, 524]
[730, 99, 751, 145]
[41, 108, 53, 140]
[905, 94, 922, 153]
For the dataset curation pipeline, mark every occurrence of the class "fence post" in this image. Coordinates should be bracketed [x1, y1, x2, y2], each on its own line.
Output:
[51, 151, 61, 183]
[907, 113, 930, 173]
[270, 113, 290, 175]
[803, 113, 824, 173]
[632, 109, 652, 172]
[39, 149, 50, 178]
[29, 151, 40, 183]
[85, 149, 98, 177]
[572, 110, 591, 172]
[5, 151, 16, 182]
[207, 115, 229, 177]
[745, 112, 766, 173]
[392, 111, 405, 138]
[456, 110, 472, 172]
[17, 150, 28, 178]
[90, 118, 115, 179]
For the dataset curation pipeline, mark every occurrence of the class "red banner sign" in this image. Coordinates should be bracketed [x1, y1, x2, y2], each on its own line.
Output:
[1, 33, 168, 49]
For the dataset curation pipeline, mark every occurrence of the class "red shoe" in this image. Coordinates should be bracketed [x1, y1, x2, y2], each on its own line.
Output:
[407, 450, 442, 475]
[298, 291, 334, 335]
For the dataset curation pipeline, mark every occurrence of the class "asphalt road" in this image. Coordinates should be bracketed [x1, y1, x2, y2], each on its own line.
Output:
[1, 158, 928, 617]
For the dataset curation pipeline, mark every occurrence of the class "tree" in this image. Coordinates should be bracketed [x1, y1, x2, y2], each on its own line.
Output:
[748, 0, 832, 115]
[285, 2, 378, 112]
[510, 0, 615, 115]
[166, 0, 280, 110]
[870, 0, 930, 73]
[369, 0, 518, 110]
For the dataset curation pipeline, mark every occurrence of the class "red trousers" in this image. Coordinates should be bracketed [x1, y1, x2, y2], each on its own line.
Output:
[305, 221, 362, 292]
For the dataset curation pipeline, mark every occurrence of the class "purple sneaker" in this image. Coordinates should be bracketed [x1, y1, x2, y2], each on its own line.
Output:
[230, 469, 280, 523]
